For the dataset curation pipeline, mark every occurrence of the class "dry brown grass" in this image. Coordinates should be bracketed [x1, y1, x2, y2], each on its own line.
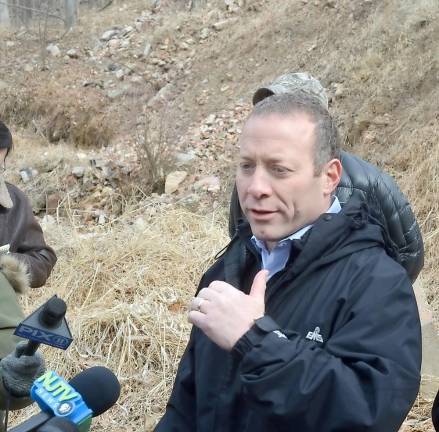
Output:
[9, 197, 438, 431]
[10, 203, 228, 431]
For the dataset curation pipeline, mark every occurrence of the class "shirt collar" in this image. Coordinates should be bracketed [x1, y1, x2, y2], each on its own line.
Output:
[251, 196, 342, 251]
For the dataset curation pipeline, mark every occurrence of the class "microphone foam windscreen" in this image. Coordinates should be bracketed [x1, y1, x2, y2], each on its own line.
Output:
[69, 366, 121, 417]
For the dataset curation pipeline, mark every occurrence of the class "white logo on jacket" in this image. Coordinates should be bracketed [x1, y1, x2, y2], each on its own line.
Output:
[306, 327, 324, 343]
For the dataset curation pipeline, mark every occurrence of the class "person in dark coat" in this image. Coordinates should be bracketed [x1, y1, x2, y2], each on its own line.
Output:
[0, 120, 57, 291]
[156, 91, 421, 432]
[0, 121, 52, 429]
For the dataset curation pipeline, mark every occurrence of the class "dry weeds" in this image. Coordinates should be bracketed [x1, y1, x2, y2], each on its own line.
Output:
[10, 203, 228, 431]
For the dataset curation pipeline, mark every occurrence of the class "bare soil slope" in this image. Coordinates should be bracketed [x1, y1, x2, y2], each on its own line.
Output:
[1, 0, 438, 430]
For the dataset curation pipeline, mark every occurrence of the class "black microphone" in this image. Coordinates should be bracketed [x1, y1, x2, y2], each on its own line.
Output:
[9, 367, 120, 432]
[14, 296, 73, 357]
[432, 390, 439, 431]
[69, 366, 121, 418]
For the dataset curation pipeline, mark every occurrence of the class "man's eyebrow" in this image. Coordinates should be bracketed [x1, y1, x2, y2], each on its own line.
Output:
[239, 155, 288, 164]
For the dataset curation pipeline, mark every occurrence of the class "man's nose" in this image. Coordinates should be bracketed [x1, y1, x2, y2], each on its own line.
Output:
[247, 168, 272, 198]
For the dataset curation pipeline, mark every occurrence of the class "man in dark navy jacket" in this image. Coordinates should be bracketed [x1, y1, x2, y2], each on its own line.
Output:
[156, 91, 421, 432]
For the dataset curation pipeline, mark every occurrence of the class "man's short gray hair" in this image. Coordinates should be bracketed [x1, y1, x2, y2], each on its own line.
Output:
[251, 92, 340, 174]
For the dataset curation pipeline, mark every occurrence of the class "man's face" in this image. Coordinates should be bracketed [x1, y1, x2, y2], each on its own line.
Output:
[236, 112, 340, 249]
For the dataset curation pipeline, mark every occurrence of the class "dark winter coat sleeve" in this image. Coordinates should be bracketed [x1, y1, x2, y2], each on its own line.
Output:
[155, 266, 223, 431]
[155, 328, 197, 431]
[5, 184, 57, 288]
[233, 261, 421, 431]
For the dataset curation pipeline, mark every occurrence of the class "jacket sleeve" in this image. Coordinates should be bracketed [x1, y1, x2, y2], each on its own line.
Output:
[7, 186, 57, 288]
[155, 328, 197, 432]
[233, 268, 421, 432]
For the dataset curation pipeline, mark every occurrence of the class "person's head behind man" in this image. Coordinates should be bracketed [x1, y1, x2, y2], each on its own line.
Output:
[236, 91, 342, 250]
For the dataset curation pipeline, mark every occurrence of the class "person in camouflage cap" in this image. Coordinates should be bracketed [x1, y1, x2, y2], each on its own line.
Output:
[252, 71, 329, 108]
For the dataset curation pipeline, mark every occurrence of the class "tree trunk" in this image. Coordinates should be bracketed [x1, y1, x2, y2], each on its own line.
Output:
[0, 3, 10, 25]
[64, 0, 77, 29]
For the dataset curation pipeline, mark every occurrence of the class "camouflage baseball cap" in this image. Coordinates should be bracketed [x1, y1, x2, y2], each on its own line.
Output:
[252, 72, 329, 108]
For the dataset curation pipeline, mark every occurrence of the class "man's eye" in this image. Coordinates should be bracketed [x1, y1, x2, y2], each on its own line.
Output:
[239, 163, 253, 171]
[271, 166, 289, 174]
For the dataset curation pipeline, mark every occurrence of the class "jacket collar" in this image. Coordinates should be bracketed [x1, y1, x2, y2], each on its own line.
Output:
[237, 197, 386, 277]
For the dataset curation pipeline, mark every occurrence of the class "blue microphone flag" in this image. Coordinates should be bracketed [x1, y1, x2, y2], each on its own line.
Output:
[31, 371, 92, 432]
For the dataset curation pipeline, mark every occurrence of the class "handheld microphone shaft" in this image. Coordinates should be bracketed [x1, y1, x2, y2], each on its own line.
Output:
[8, 413, 51, 432]
[36, 417, 79, 432]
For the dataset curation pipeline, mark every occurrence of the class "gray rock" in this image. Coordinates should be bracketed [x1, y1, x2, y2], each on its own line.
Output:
[66, 48, 79, 59]
[120, 40, 130, 49]
[0, 80, 7, 91]
[175, 152, 196, 167]
[107, 63, 119, 72]
[200, 28, 210, 39]
[123, 25, 134, 35]
[147, 82, 174, 107]
[108, 39, 121, 51]
[115, 69, 125, 80]
[72, 166, 86, 178]
[41, 214, 56, 226]
[101, 29, 119, 41]
[143, 43, 152, 57]
[107, 84, 131, 99]
[19, 168, 38, 183]
[193, 176, 220, 192]
[212, 18, 237, 31]
[46, 44, 61, 57]
[205, 114, 216, 125]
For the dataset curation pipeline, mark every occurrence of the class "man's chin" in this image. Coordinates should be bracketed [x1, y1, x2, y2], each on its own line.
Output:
[250, 227, 282, 243]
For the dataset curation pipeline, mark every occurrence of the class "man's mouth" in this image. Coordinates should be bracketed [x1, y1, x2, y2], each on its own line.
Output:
[248, 209, 277, 219]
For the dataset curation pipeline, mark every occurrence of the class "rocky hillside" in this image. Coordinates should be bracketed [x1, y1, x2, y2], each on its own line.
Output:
[1, 0, 438, 430]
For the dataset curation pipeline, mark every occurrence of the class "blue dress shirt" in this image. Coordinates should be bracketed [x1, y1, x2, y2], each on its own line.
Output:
[251, 197, 342, 280]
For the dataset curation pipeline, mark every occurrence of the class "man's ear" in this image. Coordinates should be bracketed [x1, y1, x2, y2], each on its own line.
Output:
[322, 159, 342, 195]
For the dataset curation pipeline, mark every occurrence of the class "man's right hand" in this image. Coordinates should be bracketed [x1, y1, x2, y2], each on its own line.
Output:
[188, 270, 268, 351]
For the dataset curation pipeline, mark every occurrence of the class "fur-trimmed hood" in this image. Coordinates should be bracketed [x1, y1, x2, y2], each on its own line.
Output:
[0, 181, 57, 288]
[0, 254, 30, 294]
[0, 173, 12, 209]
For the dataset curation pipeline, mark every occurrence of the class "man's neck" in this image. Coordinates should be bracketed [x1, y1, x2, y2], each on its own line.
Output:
[258, 196, 342, 252]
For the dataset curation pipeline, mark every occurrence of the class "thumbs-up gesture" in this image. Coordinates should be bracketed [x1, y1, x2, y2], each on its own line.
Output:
[188, 270, 269, 351]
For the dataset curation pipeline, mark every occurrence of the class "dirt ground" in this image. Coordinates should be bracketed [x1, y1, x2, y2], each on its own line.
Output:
[1, 0, 438, 430]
